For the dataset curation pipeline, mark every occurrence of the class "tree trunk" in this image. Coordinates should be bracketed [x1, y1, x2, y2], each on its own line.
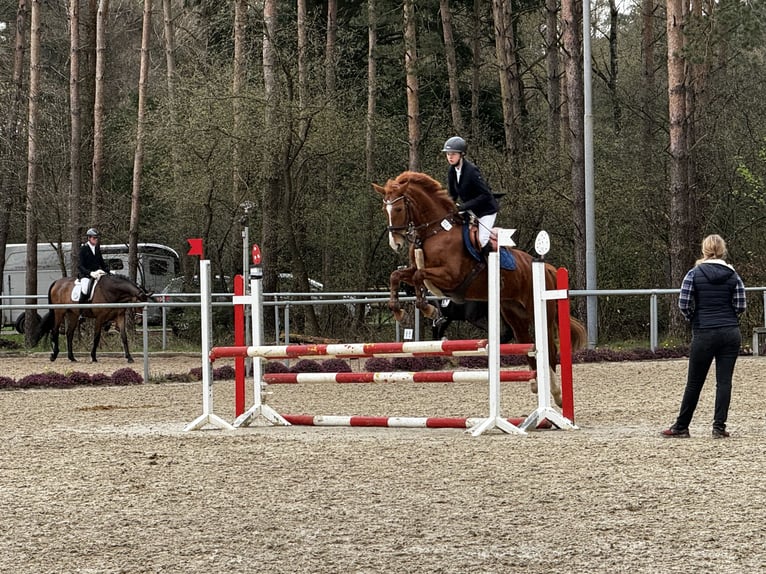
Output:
[91, 0, 109, 227]
[68, 0, 82, 275]
[470, 0, 481, 146]
[640, 0, 656, 175]
[403, 0, 420, 171]
[608, 0, 621, 134]
[232, 0, 246, 204]
[440, 0, 463, 135]
[261, 0, 281, 301]
[366, 0, 377, 180]
[24, 0, 41, 347]
[491, 0, 517, 158]
[162, 0, 180, 188]
[297, 0, 307, 110]
[666, 0, 691, 332]
[325, 0, 337, 97]
[0, 0, 28, 287]
[545, 0, 560, 158]
[128, 0, 152, 284]
[561, 0, 586, 306]
[686, 0, 706, 247]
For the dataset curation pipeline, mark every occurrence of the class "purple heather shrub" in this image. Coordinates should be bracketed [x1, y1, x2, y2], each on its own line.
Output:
[456, 356, 489, 369]
[290, 359, 323, 373]
[500, 354, 526, 367]
[264, 361, 290, 374]
[364, 357, 393, 372]
[321, 359, 352, 373]
[189, 367, 203, 381]
[90, 373, 112, 386]
[213, 365, 236, 380]
[417, 356, 448, 370]
[68, 371, 93, 386]
[17, 373, 69, 389]
[0, 376, 16, 389]
[392, 356, 444, 371]
[111, 368, 143, 386]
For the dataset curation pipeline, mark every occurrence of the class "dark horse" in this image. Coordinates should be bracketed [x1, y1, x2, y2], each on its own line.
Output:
[432, 300, 515, 343]
[32, 274, 151, 363]
[373, 170, 586, 406]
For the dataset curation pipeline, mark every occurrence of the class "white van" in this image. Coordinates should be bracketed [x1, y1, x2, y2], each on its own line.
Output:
[1, 242, 180, 332]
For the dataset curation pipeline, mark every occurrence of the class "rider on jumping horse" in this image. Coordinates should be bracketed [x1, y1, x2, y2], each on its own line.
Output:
[442, 136, 499, 261]
[77, 228, 110, 301]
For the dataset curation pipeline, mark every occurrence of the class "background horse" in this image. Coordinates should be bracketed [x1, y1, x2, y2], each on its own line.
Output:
[432, 300, 515, 343]
[373, 170, 586, 406]
[32, 275, 151, 363]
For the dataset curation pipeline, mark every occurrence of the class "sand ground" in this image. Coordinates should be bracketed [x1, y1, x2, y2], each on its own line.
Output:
[1, 354, 765, 573]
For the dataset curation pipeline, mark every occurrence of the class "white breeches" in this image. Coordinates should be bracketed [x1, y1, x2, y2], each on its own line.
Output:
[477, 213, 497, 247]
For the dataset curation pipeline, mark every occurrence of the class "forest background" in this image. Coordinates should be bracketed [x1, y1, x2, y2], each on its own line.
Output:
[1, 0, 765, 345]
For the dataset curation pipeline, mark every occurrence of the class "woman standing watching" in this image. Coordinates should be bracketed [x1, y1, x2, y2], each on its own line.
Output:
[662, 234, 746, 439]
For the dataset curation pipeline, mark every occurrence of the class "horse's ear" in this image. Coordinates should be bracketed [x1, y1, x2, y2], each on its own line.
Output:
[372, 183, 385, 196]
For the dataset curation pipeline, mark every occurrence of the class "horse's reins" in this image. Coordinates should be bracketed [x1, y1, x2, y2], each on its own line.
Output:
[384, 194, 461, 248]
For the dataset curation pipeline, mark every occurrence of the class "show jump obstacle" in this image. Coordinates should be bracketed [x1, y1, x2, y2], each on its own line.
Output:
[185, 229, 577, 436]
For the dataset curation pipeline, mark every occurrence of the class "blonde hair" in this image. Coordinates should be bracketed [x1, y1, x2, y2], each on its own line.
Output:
[696, 234, 727, 265]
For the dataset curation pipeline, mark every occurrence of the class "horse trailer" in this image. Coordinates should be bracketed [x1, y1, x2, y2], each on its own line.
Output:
[1, 242, 180, 333]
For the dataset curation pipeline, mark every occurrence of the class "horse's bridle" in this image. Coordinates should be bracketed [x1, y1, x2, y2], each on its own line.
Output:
[384, 194, 462, 248]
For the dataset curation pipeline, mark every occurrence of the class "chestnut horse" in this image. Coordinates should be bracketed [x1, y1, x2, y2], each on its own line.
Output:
[372, 170, 586, 406]
[32, 274, 151, 363]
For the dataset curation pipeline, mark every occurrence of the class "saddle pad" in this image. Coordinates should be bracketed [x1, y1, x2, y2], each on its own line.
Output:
[462, 223, 516, 270]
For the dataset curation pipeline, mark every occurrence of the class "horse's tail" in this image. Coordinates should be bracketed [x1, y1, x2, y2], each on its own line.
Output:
[569, 316, 587, 351]
[31, 309, 55, 347]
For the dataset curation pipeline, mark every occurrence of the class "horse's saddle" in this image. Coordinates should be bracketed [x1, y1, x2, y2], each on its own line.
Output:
[463, 223, 516, 270]
[71, 276, 103, 303]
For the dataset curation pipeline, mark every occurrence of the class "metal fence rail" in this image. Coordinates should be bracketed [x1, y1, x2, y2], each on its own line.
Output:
[3, 286, 766, 354]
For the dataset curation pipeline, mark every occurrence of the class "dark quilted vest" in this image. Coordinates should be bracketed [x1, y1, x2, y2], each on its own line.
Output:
[691, 263, 739, 330]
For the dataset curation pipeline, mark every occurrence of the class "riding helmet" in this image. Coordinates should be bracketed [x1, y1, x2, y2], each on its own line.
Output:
[442, 136, 467, 154]
[86, 228, 99, 238]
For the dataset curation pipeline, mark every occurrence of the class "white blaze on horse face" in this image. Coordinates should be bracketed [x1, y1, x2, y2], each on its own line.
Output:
[386, 202, 396, 249]
[385, 200, 404, 251]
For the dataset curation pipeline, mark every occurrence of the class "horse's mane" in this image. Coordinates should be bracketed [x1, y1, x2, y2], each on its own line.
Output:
[393, 171, 454, 209]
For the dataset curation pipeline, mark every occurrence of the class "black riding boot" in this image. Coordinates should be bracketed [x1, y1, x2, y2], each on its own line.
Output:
[480, 242, 492, 262]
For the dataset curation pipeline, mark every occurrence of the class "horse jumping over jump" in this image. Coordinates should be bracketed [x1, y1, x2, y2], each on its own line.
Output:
[32, 274, 151, 363]
[372, 170, 586, 406]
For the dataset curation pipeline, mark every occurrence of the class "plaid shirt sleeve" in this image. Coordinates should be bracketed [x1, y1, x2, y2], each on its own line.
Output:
[678, 269, 695, 321]
[734, 275, 747, 314]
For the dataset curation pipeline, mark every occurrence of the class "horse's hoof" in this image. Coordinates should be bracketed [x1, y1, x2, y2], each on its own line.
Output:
[127, 357, 134, 364]
[393, 309, 405, 322]
[530, 379, 538, 394]
[49, 355, 56, 362]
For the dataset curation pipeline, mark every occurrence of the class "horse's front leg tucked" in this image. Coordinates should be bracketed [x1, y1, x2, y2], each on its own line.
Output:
[412, 285, 439, 320]
[388, 266, 417, 322]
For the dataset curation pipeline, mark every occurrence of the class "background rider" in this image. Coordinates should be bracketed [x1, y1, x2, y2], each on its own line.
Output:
[78, 228, 110, 299]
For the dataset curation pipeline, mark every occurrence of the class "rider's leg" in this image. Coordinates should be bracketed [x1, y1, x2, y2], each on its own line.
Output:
[478, 213, 496, 259]
[80, 277, 91, 302]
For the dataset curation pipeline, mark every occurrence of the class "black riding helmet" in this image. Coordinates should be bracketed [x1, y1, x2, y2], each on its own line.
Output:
[442, 136, 467, 154]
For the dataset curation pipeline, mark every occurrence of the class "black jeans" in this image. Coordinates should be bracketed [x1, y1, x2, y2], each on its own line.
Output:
[675, 326, 741, 431]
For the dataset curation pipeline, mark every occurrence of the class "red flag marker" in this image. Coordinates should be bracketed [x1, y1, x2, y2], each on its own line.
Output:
[187, 238, 203, 257]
